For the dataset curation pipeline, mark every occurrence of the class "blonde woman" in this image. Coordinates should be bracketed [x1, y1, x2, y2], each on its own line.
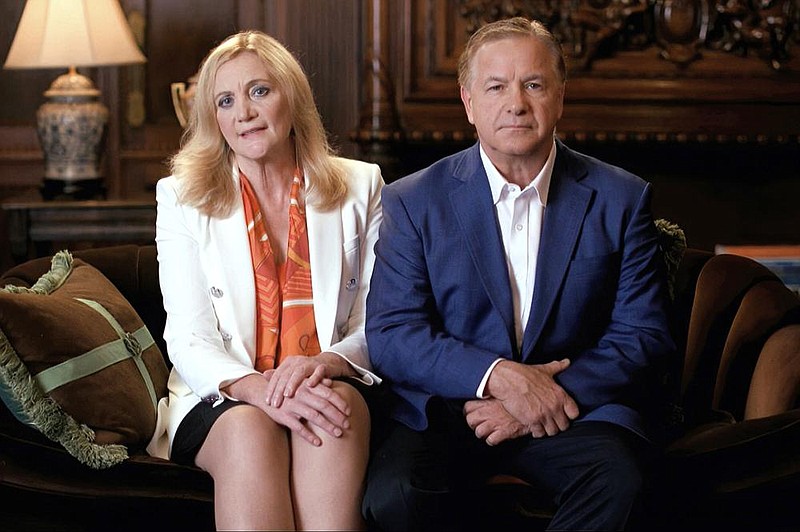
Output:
[147, 31, 383, 531]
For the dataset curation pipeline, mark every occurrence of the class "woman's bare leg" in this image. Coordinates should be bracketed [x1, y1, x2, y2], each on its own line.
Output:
[290, 381, 370, 530]
[195, 404, 295, 531]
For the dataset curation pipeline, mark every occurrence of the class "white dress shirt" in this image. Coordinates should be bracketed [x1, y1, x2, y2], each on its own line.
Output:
[475, 139, 556, 397]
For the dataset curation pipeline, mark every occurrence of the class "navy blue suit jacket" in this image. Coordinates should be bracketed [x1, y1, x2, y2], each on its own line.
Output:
[366, 140, 675, 440]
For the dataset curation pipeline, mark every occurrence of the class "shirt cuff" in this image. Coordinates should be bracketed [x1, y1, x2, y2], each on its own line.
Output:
[476, 358, 503, 398]
[327, 351, 382, 386]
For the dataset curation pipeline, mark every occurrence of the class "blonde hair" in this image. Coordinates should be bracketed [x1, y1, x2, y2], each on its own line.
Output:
[457, 17, 567, 90]
[170, 30, 346, 217]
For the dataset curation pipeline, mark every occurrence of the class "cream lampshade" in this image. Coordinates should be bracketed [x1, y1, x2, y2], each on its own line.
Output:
[3, 0, 146, 199]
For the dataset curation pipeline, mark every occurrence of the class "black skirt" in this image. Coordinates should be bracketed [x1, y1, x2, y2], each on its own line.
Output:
[169, 377, 390, 466]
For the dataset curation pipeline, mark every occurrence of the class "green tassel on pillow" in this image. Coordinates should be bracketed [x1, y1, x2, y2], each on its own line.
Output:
[655, 219, 687, 300]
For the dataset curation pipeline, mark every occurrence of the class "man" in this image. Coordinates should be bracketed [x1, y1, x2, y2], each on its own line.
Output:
[363, 17, 675, 531]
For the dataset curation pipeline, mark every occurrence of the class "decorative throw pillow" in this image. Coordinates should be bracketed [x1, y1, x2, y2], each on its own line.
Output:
[0, 251, 169, 469]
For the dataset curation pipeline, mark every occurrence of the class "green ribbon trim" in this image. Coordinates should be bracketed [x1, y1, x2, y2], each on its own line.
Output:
[32, 298, 159, 412]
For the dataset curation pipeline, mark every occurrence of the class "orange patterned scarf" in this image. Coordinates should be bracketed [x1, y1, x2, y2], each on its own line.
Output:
[240, 170, 321, 372]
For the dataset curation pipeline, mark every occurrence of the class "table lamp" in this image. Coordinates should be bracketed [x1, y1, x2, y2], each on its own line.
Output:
[3, 0, 146, 199]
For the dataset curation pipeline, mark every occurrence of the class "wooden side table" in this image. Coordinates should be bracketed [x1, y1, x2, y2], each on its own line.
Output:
[1, 196, 156, 264]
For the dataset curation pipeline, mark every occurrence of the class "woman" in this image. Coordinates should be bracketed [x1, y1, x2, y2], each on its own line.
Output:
[146, 30, 383, 531]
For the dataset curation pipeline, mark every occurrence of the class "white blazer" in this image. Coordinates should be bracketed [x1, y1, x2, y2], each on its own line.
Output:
[146, 157, 383, 459]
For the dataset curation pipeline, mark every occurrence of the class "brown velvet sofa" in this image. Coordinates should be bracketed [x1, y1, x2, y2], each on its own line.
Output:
[1, 244, 798, 531]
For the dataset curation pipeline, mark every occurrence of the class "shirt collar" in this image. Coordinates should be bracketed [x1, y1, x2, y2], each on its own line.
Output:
[481, 139, 556, 207]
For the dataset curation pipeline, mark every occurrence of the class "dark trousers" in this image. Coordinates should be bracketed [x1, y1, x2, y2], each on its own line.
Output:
[362, 398, 652, 531]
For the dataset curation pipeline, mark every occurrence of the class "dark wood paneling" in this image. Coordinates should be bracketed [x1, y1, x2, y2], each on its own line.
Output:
[351, 0, 800, 251]
[0, 0, 362, 202]
[143, 1, 240, 126]
[271, 0, 361, 155]
[369, 0, 800, 142]
[578, 141, 800, 251]
[1, 0, 797, 255]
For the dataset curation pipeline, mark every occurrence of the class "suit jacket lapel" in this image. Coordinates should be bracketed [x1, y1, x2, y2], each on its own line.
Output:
[449, 146, 517, 352]
[208, 167, 342, 357]
[208, 186, 258, 358]
[307, 201, 342, 349]
[522, 143, 592, 358]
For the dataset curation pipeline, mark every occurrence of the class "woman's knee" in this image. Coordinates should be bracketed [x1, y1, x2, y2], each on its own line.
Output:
[196, 404, 286, 472]
[330, 380, 371, 434]
[332, 380, 369, 415]
[218, 404, 283, 440]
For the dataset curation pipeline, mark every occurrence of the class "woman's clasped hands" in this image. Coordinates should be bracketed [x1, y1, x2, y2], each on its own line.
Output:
[256, 353, 356, 446]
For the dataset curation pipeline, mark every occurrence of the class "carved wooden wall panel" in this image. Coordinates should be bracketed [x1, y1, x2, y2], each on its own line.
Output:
[405, 0, 467, 100]
[0, 1, 797, 251]
[352, 0, 800, 251]
[356, 0, 800, 147]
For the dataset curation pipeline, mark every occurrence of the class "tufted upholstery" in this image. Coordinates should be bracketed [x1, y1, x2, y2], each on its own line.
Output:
[658, 252, 800, 530]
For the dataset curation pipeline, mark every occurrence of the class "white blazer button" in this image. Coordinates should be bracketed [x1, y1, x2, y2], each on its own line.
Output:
[345, 278, 358, 291]
[221, 332, 232, 341]
[210, 287, 224, 298]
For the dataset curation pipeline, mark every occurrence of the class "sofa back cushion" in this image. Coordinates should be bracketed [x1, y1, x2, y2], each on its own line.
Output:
[680, 253, 800, 424]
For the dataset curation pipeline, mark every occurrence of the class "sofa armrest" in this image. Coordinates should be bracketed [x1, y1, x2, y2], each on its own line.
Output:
[666, 408, 800, 492]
